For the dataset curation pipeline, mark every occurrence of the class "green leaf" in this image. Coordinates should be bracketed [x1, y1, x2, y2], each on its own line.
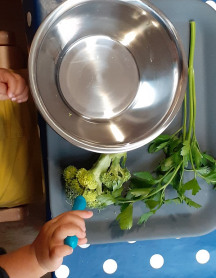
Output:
[183, 196, 201, 208]
[124, 191, 134, 201]
[160, 156, 175, 171]
[145, 200, 160, 210]
[160, 168, 183, 190]
[197, 166, 211, 175]
[116, 204, 133, 230]
[153, 134, 171, 141]
[181, 140, 190, 167]
[181, 178, 201, 195]
[167, 137, 182, 155]
[162, 170, 175, 185]
[181, 140, 190, 156]
[97, 194, 116, 205]
[120, 203, 129, 212]
[130, 178, 153, 188]
[160, 152, 181, 171]
[202, 169, 216, 185]
[202, 153, 216, 164]
[191, 141, 203, 168]
[164, 198, 181, 205]
[148, 135, 171, 153]
[133, 172, 157, 185]
[172, 168, 183, 190]
[112, 188, 123, 198]
[138, 211, 154, 225]
[130, 188, 152, 197]
[148, 141, 169, 153]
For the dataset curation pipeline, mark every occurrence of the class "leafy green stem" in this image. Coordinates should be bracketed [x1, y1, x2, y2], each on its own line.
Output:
[189, 149, 197, 178]
[183, 93, 187, 141]
[187, 21, 196, 142]
[146, 162, 183, 198]
[192, 69, 197, 140]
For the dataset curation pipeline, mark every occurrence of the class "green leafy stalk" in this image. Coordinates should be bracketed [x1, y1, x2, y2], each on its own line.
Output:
[116, 21, 216, 230]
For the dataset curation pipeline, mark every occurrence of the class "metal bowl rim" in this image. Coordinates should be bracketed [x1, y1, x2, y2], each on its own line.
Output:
[28, 0, 188, 153]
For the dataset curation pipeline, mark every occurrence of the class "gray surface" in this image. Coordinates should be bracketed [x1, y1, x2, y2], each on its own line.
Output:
[44, 0, 216, 243]
[28, 0, 187, 153]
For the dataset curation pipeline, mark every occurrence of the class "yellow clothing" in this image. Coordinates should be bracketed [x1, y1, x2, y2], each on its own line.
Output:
[0, 97, 43, 207]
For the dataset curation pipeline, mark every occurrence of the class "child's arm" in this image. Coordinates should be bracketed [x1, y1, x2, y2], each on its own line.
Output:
[0, 210, 93, 277]
[0, 68, 29, 103]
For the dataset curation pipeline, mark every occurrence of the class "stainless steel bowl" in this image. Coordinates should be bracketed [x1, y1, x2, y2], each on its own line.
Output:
[28, 0, 187, 153]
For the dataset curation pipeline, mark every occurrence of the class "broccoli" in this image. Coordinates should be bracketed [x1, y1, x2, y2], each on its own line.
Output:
[100, 155, 131, 190]
[76, 168, 98, 190]
[64, 166, 84, 205]
[63, 153, 131, 209]
[82, 189, 103, 208]
[63, 165, 77, 181]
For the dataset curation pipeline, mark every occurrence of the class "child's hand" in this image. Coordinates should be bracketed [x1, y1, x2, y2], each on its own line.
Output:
[0, 68, 29, 103]
[31, 210, 93, 272]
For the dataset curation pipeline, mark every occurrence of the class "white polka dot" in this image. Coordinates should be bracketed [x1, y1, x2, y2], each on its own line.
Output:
[176, 237, 181, 240]
[196, 250, 210, 264]
[206, 0, 216, 10]
[27, 12, 32, 27]
[128, 241, 136, 244]
[79, 243, 90, 248]
[103, 259, 118, 274]
[150, 254, 164, 269]
[55, 265, 70, 278]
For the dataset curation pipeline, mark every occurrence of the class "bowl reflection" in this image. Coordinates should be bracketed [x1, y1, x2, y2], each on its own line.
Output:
[28, 0, 187, 153]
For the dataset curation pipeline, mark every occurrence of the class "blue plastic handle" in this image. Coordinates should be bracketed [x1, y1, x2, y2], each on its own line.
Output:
[64, 196, 87, 249]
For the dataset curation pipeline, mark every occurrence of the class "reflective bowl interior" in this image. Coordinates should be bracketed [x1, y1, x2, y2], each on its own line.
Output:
[29, 0, 187, 153]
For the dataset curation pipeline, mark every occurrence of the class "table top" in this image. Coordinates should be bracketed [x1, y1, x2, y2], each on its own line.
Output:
[22, 0, 216, 277]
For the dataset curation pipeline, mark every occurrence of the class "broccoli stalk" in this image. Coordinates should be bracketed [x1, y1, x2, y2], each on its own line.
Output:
[77, 154, 114, 195]
[63, 153, 131, 209]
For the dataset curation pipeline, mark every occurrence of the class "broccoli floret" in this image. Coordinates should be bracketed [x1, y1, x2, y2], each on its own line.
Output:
[63, 165, 77, 182]
[74, 154, 114, 194]
[63, 153, 131, 209]
[65, 179, 84, 206]
[67, 179, 84, 195]
[76, 168, 98, 190]
[101, 154, 131, 190]
[82, 189, 99, 208]
[83, 189, 114, 209]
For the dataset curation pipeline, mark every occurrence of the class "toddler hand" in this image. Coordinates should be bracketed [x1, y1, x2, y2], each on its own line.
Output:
[31, 210, 93, 272]
[0, 68, 29, 103]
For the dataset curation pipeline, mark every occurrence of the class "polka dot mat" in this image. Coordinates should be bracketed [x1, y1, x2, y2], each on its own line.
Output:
[55, 231, 216, 277]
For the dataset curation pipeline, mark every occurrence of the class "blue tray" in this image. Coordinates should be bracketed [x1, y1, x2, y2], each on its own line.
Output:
[28, 0, 216, 244]
[22, 0, 216, 277]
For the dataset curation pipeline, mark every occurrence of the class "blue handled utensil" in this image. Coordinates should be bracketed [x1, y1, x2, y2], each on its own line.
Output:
[64, 196, 87, 249]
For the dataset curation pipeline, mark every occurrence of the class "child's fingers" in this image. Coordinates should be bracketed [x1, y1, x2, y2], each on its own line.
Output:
[56, 213, 87, 233]
[50, 244, 73, 260]
[0, 82, 9, 100]
[0, 82, 7, 95]
[49, 210, 93, 243]
[0, 69, 29, 102]
[10, 73, 29, 100]
[0, 70, 17, 98]
[52, 223, 86, 242]
[13, 85, 29, 103]
[52, 211, 93, 228]
[67, 210, 93, 219]
[78, 238, 88, 246]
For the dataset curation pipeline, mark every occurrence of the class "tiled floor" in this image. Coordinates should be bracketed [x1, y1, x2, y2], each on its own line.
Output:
[0, 1, 51, 277]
